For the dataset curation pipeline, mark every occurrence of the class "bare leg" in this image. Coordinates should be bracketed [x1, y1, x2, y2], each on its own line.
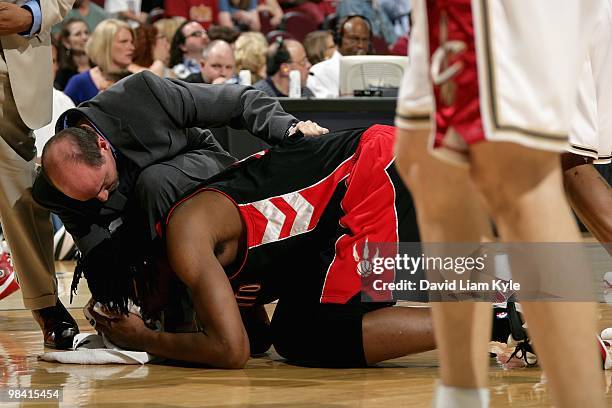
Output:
[469, 142, 605, 408]
[395, 128, 494, 388]
[562, 153, 612, 253]
[363, 306, 435, 364]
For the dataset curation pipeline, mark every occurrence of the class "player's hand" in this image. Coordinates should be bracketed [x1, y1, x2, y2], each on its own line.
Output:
[291, 121, 329, 137]
[0, 3, 33, 35]
[89, 307, 149, 351]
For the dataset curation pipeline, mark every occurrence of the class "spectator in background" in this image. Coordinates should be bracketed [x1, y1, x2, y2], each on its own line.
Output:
[169, 20, 209, 79]
[235, 32, 268, 84]
[130, 24, 172, 77]
[218, 0, 261, 32]
[184, 40, 236, 84]
[105, 0, 148, 27]
[64, 19, 135, 105]
[254, 38, 313, 97]
[307, 15, 371, 98]
[165, 0, 218, 30]
[53, 0, 110, 34]
[55, 18, 92, 91]
[257, 0, 284, 28]
[336, 0, 396, 46]
[208, 25, 240, 44]
[153, 17, 187, 45]
[303, 30, 335, 65]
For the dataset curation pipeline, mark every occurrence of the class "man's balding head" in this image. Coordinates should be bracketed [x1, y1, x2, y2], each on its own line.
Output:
[338, 16, 371, 56]
[200, 40, 236, 84]
[42, 127, 119, 202]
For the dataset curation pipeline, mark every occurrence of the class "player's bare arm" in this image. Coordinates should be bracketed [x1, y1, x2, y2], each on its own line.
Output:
[94, 190, 250, 368]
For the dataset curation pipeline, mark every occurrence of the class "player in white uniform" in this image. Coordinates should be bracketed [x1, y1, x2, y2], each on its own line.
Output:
[564, 0, 612, 250]
[394, 0, 606, 407]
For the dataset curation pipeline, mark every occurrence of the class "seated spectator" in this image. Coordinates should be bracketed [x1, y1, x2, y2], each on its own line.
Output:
[254, 38, 313, 97]
[207, 25, 241, 44]
[307, 15, 371, 98]
[169, 21, 209, 79]
[235, 32, 268, 83]
[184, 40, 236, 84]
[257, 0, 283, 28]
[53, 0, 110, 35]
[165, 0, 218, 30]
[130, 24, 173, 77]
[153, 17, 187, 45]
[55, 18, 92, 91]
[105, 0, 148, 27]
[336, 0, 397, 45]
[64, 19, 135, 105]
[303, 30, 335, 65]
[218, 0, 261, 32]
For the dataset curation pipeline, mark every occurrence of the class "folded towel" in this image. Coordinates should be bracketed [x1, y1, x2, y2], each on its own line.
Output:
[39, 333, 155, 365]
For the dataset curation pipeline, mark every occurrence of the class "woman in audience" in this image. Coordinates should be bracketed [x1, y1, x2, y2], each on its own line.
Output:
[303, 30, 335, 66]
[153, 17, 186, 46]
[64, 19, 136, 105]
[218, 0, 261, 32]
[130, 24, 173, 77]
[234, 31, 268, 83]
[55, 18, 92, 91]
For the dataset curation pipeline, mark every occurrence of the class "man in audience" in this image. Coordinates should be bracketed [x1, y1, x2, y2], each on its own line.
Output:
[169, 20, 209, 79]
[254, 38, 314, 97]
[307, 15, 371, 98]
[185, 40, 236, 84]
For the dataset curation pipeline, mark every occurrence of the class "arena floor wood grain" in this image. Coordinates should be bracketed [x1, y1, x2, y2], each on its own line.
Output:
[1, 260, 611, 407]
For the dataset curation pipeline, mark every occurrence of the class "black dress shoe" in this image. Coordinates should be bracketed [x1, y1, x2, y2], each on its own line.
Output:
[32, 299, 79, 350]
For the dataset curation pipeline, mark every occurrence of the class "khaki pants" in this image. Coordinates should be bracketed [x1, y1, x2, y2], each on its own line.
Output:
[0, 50, 56, 310]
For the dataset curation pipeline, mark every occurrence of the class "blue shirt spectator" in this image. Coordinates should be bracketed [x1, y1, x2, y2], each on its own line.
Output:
[64, 71, 99, 105]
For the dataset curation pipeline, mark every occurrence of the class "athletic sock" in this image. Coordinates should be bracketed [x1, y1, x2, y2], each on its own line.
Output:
[432, 382, 490, 408]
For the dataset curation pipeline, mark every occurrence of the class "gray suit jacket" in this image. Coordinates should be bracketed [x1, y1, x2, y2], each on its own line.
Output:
[33, 71, 298, 255]
[0, 0, 73, 160]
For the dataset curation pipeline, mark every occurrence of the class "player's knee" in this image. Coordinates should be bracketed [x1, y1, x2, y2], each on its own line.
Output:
[394, 128, 431, 192]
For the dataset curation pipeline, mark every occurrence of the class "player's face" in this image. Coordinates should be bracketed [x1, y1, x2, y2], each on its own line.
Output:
[340, 19, 371, 56]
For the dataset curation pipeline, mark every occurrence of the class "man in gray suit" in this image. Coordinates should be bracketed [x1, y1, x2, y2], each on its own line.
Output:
[0, 0, 75, 349]
[33, 71, 328, 314]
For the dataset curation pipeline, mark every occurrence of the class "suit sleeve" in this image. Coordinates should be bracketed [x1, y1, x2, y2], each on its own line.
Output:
[140, 71, 297, 145]
[39, 0, 73, 34]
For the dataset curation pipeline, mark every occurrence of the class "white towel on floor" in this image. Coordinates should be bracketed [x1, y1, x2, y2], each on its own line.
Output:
[39, 332, 155, 365]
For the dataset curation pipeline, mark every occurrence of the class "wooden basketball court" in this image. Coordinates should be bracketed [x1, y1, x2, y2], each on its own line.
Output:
[1, 261, 611, 407]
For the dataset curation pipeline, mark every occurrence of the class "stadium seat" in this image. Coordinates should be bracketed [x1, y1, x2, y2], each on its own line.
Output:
[281, 11, 319, 42]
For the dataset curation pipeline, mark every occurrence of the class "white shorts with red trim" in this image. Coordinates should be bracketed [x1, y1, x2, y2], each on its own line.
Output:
[396, 0, 603, 165]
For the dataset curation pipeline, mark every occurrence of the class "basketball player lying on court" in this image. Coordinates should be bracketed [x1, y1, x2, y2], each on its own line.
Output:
[79, 125, 440, 369]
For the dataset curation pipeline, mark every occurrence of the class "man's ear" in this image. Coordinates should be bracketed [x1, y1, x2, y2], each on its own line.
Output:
[97, 135, 109, 150]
